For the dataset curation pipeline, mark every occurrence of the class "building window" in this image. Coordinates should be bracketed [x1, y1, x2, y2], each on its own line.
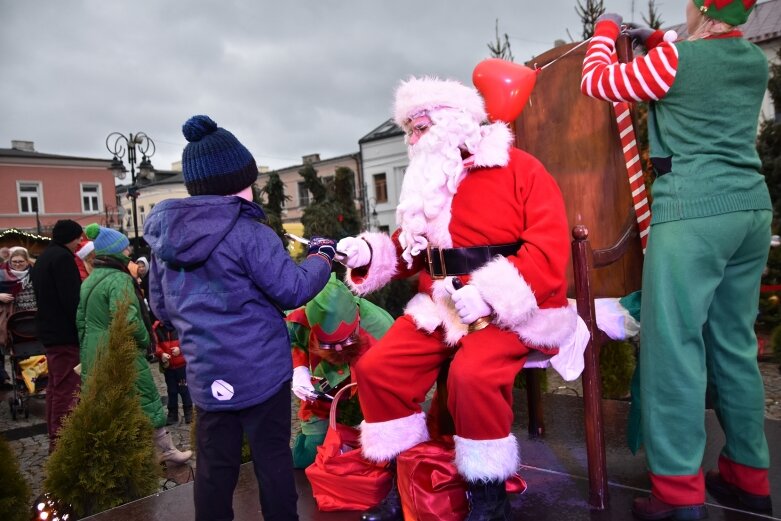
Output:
[18, 182, 41, 214]
[139, 205, 146, 225]
[81, 183, 101, 213]
[298, 182, 310, 207]
[374, 173, 388, 203]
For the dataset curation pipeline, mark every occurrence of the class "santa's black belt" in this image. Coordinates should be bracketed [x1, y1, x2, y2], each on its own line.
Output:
[425, 241, 523, 279]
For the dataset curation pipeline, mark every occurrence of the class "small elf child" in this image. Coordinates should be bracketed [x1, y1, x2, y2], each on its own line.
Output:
[287, 273, 393, 468]
[154, 320, 193, 425]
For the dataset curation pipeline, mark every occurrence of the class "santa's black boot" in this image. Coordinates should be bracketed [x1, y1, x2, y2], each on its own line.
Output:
[466, 479, 510, 521]
[361, 462, 402, 521]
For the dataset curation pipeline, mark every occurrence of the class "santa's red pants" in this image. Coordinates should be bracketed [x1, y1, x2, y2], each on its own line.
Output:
[356, 315, 529, 481]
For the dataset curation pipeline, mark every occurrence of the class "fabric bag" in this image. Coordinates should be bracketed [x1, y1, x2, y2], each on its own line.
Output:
[396, 437, 468, 521]
[305, 383, 392, 511]
[397, 437, 529, 521]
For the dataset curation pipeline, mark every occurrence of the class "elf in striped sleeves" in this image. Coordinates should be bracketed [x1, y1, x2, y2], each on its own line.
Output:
[581, 1, 773, 519]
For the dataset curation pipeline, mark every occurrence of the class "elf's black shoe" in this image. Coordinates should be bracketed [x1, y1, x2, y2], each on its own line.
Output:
[632, 495, 707, 520]
[705, 470, 772, 513]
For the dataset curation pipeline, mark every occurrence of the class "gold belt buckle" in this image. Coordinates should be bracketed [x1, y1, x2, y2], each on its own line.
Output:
[426, 243, 447, 280]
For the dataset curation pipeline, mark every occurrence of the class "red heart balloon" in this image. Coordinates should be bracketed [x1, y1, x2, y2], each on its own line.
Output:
[472, 58, 538, 123]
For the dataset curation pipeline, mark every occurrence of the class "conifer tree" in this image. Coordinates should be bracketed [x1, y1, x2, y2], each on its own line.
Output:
[576, 0, 605, 39]
[333, 166, 362, 238]
[757, 48, 781, 355]
[0, 435, 30, 521]
[301, 164, 362, 241]
[256, 174, 289, 244]
[44, 299, 159, 517]
[642, 0, 664, 29]
[487, 18, 514, 61]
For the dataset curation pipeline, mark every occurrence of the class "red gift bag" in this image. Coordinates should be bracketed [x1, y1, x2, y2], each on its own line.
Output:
[304, 383, 393, 511]
[396, 437, 529, 521]
[396, 437, 468, 521]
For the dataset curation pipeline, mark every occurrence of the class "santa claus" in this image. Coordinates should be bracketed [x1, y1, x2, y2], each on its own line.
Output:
[337, 76, 580, 521]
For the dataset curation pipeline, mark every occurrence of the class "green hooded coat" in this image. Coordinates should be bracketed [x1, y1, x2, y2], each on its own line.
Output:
[76, 262, 166, 428]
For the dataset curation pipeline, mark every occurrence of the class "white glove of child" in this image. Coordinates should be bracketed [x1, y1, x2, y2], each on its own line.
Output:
[292, 366, 319, 402]
[336, 237, 372, 269]
[446, 278, 492, 325]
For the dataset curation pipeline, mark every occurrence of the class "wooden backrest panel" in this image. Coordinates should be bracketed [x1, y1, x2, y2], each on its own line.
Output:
[513, 42, 643, 297]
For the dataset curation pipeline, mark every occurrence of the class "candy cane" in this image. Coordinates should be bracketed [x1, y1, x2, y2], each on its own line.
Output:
[612, 101, 650, 253]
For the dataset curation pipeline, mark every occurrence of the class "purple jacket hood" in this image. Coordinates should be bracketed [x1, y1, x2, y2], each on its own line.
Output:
[144, 196, 266, 267]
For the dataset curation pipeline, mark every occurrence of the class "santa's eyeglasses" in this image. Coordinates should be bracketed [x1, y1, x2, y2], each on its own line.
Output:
[317, 330, 360, 352]
[406, 122, 433, 138]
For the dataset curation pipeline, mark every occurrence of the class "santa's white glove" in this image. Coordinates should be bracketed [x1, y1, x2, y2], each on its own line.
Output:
[336, 237, 371, 269]
[446, 278, 492, 325]
[292, 366, 319, 402]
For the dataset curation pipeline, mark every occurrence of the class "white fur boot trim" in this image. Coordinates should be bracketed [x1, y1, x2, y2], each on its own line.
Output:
[360, 412, 429, 463]
[454, 434, 519, 482]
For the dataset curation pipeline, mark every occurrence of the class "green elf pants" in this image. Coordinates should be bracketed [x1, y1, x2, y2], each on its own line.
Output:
[292, 416, 328, 469]
[639, 210, 771, 504]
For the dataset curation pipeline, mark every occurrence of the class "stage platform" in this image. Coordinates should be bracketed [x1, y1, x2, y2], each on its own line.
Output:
[84, 393, 781, 520]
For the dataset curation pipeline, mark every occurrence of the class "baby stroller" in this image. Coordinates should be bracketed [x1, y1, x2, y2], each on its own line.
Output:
[5, 310, 47, 420]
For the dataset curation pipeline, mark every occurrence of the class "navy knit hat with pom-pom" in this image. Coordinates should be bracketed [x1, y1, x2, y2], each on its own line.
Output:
[181, 115, 258, 196]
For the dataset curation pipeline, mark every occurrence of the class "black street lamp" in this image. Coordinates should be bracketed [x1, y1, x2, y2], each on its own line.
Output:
[105, 132, 155, 250]
[368, 197, 380, 231]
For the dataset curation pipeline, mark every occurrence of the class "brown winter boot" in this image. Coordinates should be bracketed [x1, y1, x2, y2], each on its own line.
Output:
[154, 427, 192, 464]
[631, 495, 707, 520]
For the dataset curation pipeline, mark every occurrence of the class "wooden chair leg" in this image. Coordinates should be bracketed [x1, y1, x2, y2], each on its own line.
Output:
[573, 226, 609, 509]
[524, 368, 545, 438]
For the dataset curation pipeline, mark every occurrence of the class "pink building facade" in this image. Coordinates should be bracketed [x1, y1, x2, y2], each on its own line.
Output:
[0, 141, 116, 233]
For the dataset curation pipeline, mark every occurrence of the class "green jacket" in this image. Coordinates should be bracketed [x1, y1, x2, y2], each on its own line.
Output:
[76, 263, 165, 428]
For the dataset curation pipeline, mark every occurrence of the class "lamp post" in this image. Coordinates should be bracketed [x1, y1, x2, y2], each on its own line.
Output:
[105, 132, 155, 251]
[368, 197, 380, 232]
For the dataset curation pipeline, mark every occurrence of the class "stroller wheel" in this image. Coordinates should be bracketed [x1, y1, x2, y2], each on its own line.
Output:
[8, 397, 17, 420]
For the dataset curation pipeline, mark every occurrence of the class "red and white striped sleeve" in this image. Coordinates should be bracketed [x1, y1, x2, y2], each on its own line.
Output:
[580, 21, 679, 103]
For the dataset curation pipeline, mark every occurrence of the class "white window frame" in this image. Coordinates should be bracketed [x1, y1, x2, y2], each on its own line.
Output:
[17, 181, 43, 215]
[298, 182, 310, 207]
[80, 183, 102, 214]
[373, 173, 388, 203]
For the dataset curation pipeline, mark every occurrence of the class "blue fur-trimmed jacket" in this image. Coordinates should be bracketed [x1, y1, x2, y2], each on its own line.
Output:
[144, 196, 330, 411]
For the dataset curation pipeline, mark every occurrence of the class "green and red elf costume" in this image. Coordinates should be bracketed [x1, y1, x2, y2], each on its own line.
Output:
[287, 273, 393, 468]
[582, 0, 772, 515]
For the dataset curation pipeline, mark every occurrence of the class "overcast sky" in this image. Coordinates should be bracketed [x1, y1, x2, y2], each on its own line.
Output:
[0, 0, 689, 173]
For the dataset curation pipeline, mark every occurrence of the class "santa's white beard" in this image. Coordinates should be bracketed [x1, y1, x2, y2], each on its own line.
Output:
[396, 129, 468, 267]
